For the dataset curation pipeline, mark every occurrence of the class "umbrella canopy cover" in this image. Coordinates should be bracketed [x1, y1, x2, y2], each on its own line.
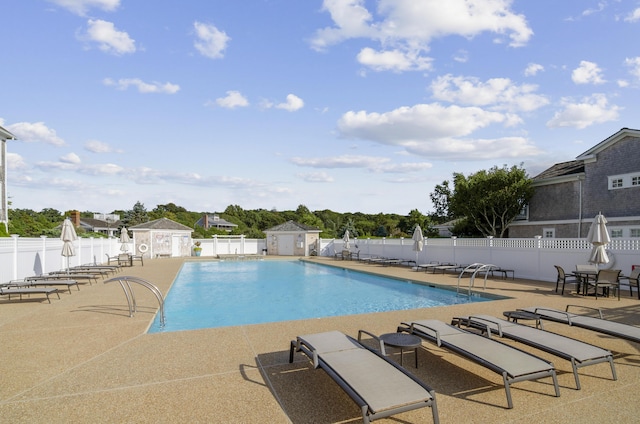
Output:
[343, 230, 350, 250]
[412, 225, 424, 252]
[120, 227, 131, 252]
[60, 218, 78, 270]
[587, 213, 611, 265]
[60, 218, 77, 258]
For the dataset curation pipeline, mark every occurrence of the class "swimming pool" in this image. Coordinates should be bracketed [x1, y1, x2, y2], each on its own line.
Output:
[148, 260, 496, 333]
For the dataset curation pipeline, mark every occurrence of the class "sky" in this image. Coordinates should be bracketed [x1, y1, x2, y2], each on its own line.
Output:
[2, 0, 640, 216]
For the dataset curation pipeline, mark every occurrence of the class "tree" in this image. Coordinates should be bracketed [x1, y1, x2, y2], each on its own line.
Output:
[429, 180, 452, 223]
[123, 201, 149, 227]
[449, 164, 533, 238]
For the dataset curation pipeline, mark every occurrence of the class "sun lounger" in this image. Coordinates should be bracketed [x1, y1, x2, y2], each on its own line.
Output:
[398, 319, 560, 409]
[43, 272, 99, 285]
[0, 284, 59, 303]
[20, 278, 80, 294]
[452, 315, 617, 389]
[518, 306, 640, 345]
[289, 330, 439, 423]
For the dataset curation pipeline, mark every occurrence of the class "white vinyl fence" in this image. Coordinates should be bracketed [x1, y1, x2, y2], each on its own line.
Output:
[2, 235, 639, 285]
[0, 236, 123, 283]
[319, 236, 640, 283]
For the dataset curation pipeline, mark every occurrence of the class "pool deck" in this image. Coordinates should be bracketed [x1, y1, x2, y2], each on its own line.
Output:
[1, 256, 639, 423]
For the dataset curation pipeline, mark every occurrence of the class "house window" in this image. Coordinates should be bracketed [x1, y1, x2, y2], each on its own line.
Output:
[631, 228, 640, 238]
[610, 229, 623, 238]
[515, 205, 528, 221]
[609, 172, 640, 189]
[542, 228, 555, 238]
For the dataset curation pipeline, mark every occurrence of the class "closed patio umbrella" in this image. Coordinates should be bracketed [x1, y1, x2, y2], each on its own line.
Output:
[412, 225, 424, 263]
[343, 230, 350, 251]
[119, 227, 131, 252]
[587, 213, 611, 267]
[60, 218, 77, 272]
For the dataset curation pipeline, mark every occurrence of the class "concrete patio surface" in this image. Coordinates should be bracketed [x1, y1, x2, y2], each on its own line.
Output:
[1, 256, 639, 423]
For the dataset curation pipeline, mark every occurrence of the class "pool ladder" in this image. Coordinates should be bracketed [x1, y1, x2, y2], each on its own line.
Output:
[104, 276, 165, 327]
[456, 263, 498, 297]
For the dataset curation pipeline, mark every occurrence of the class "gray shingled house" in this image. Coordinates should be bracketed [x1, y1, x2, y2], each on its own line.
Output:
[264, 220, 321, 256]
[510, 127, 640, 238]
[129, 217, 193, 258]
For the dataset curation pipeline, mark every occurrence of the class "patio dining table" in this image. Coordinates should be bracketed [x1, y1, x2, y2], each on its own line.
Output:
[574, 270, 598, 295]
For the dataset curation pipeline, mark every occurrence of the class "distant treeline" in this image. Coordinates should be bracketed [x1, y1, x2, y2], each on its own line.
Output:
[6, 202, 441, 239]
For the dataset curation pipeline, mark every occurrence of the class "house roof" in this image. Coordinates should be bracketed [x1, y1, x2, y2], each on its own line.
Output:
[576, 127, 640, 159]
[265, 220, 320, 232]
[532, 160, 585, 180]
[129, 217, 193, 231]
[0, 125, 16, 141]
[79, 217, 122, 229]
[196, 214, 238, 228]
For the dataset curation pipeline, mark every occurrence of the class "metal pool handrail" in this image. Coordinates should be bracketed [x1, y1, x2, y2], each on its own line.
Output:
[457, 263, 498, 297]
[104, 276, 165, 327]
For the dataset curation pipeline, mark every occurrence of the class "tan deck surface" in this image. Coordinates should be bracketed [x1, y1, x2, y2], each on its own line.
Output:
[1, 256, 639, 423]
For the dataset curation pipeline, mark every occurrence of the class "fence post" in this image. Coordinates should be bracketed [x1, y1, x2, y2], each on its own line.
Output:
[11, 234, 19, 280]
[40, 235, 47, 274]
[535, 235, 542, 280]
[452, 236, 457, 263]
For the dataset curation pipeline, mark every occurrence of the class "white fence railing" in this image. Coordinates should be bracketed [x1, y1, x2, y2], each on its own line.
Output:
[318, 236, 640, 283]
[0, 236, 123, 283]
[2, 235, 638, 285]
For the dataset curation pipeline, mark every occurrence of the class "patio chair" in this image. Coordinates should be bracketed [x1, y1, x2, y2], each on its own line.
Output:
[620, 268, 640, 299]
[518, 306, 640, 344]
[554, 265, 579, 295]
[452, 314, 617, 390]
[397, 319, 560, 409]
[587, 269, 621, 300]
[0, 283, 60, 303]
[289, 330, 439, 423]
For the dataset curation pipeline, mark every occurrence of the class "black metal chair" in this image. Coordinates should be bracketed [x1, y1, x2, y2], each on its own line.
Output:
[620, 268, 640, 299]
[554, 265, 578, 295]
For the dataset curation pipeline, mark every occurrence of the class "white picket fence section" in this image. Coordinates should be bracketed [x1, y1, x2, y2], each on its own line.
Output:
[1, 235, 639, 285]
[318, 236, 640, 283]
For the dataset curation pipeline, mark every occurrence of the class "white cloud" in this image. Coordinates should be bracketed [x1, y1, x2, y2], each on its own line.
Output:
[357, 47, 432, 72]
[430, 74, 549, 112]
[624, 56, 640, 81]
[311, 0, 532, 72]
[6, 153, 27, 170]
[624, 8, 640, 22]
[82, 19, 136, 55]
[103, 78, 180, 94]
[571, 60, 606, 84]
[524, 63, 544, 76]
[193, 22, 230, 59]
[85, 139, 121, 153]
[6, 121, 65, 146]
[296, 172, 334, 182]
[276, 94, 304, 111]
[290, 155, 390, 169]
[546, 94, 621, 129]
[60, 153, 81, 164]
[47, 0, 120, 16]
[336, 103, 541, 159]
[214, 91, 249, 109]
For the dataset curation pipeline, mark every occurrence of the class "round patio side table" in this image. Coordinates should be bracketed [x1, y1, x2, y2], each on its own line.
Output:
[379, 333, 422, 367]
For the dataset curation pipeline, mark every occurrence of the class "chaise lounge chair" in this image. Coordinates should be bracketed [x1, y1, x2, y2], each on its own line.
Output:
[289, 330, 439, 423]
[518, 306, 640, 344]
[452, 315, 617, 389]
[20, 277, 80, 294]
[0, 283, 60, 303]
[397, 319, 560, 409]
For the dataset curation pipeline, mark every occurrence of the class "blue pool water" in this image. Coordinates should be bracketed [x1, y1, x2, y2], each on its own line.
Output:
[148, 260, 495, 333]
